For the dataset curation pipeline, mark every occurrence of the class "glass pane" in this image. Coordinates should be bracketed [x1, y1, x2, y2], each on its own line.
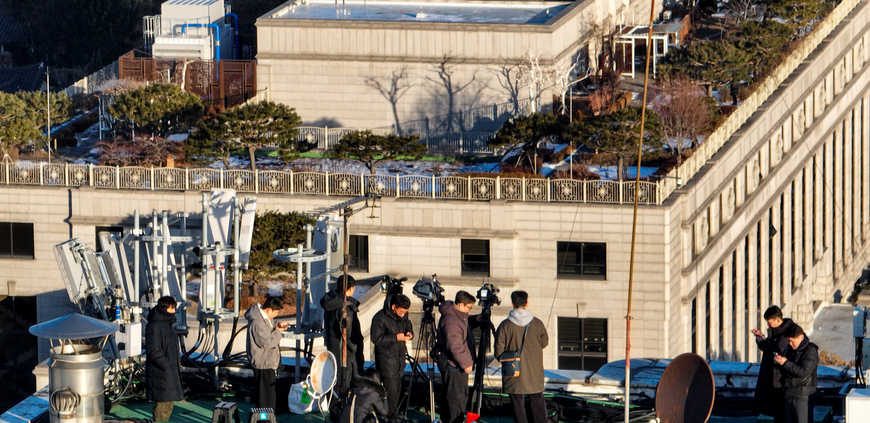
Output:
[461, 239, 489, 276]
[558, 354, 585, 370]
[583, 355, 608, 372]
[10, 223, 33, 259]
[557, 242, 582, 274]
[0, 223, 10, 257]
[557, 317, 581, 343]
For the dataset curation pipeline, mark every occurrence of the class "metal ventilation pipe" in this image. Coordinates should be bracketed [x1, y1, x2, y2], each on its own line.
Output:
[30, 314, 118, 423]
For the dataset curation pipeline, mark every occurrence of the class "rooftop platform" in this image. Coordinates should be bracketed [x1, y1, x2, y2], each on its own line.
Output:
[269, 1, 570, 25]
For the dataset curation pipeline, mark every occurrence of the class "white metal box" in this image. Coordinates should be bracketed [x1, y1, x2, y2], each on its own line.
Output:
[846, 388, 870, 422]
[116, 322, 142, 358]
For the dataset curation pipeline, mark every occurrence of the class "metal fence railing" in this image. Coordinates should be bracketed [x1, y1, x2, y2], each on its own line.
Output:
[0, 161, 662, 205]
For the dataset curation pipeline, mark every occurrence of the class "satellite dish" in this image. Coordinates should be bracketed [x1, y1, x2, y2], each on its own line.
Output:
[309, 351, 337, 396]
[655, 353, 715, 423]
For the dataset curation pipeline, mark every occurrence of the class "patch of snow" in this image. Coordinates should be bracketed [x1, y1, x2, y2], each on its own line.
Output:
[459, 163, 501, 173]
[167, 133, 189, 142]
[89, 148, 101, 156]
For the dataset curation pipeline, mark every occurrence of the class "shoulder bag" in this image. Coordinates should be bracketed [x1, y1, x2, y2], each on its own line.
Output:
[499, 323, 530, 378]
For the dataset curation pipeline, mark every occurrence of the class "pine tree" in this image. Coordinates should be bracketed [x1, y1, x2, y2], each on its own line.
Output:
[563, 106, 664, 181]
[0, 93, 41, 159]
[110, 83, 203, 139]
[332, 131, 426, 174]
[488, 112, 567, 173]
[659, 41, 751, 97]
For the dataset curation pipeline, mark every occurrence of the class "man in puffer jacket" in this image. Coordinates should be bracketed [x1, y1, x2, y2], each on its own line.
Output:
[246, 297, 287, 410]
[436, 291, 482, 423]
[321, 274, 365, 396]
[371, 294, 414, 418]
[145, 296, 183, 422]
[494, 291, 549, 423]
[773, 324, 819, 423]
[340, 368, 390, 423]
[752, 305, 797, 423]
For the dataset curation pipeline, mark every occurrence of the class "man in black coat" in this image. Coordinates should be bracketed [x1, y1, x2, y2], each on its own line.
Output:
[371, 294, 414, 418]
[774, 324, 819, 423]
[145, 296, 183, 422]
[339, 368, 390, 423]
[752, 305, 796, 423]
[321, 274, 365, 395]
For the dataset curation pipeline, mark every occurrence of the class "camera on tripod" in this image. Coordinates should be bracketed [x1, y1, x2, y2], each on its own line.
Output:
[476, 283, 501, 309]
[380, 275, 407, 296]
[412, 274, 445, 313]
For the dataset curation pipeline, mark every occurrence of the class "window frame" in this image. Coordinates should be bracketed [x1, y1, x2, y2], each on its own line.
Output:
[0, 222, 35, 260]
[347, 234, 369, 273]
[556, 241, 606, 280]
[556, 317, 608, 371]
[460, 239, 490, 277]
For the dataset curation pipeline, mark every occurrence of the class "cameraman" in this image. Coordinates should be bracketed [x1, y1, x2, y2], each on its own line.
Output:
[436, 291, 485, 423]
[371, 294, 414, 418]
[321, 274, 365, 395]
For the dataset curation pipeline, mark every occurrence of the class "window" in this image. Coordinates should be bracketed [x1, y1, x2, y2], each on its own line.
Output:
[0, 295, 37, 413]
[348, 235, 369, 273]
[0, 222, 34, 259]
[557, 242, 606, 279]
[557, 317, 607, 371]
[461, 239, 490, 277]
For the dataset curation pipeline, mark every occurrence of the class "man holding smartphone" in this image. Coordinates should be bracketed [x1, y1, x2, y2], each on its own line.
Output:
[246, 296, 288, 410]
[752, 306, 796, 423]
[371, 294, 414, 418]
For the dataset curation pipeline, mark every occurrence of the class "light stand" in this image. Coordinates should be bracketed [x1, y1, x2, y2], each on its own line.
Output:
[400, 298, 438, 422]
[470, 305, 494, 416]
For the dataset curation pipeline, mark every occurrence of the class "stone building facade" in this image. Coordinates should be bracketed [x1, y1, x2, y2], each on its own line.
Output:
[254, 0, 656, 129]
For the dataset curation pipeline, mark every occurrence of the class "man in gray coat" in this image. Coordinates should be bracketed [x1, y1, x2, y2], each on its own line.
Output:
[494, 291, 549, 423]
[246, 297, 287, 410]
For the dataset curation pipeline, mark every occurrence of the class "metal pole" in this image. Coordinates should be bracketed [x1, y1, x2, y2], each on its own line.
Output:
[151, 213, 160, 301]
[625, 2, 658, 421]
[233, 199, 242, 318]
[162, 211, 170, 297]
[295, 243, 304, 383]
[133, 209, 140, 321]
[201, 193, 209, 312]
[180, 212, 188, 302]
[46, 67, 51, 164]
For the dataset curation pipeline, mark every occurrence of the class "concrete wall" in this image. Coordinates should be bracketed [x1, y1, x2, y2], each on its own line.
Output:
[254, 0, 659, 128]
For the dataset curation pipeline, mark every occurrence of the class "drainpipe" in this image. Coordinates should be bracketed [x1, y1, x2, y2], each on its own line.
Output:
[225, 13, 239, 60]
[181, 23, 220, 62]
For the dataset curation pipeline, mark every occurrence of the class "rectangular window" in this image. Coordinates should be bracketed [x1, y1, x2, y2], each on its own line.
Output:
[0, 222, 34, 259]
[348, 235, 369, 273]
[0, 296, 37, 413]
[557, 242, 606, 280]
[691, 298, 697, 354]
[460, 239, 490, 277]
[705, 281, 711, 360]
[557, 317, 607, 371]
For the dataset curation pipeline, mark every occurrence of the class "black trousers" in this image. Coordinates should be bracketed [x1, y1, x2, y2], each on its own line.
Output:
[442, 368, 469, 423]
[254, 368, 277, 410]
[509, 393, 548, 423]
[784, 396, 811, 423]
[380, 375, 403, 418]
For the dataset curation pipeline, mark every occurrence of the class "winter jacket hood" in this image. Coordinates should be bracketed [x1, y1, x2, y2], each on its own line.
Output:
[508, 308, 533, 326]
[245, 304, 283, 370]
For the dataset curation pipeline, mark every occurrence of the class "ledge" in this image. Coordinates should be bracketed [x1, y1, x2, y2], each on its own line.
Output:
[352, 224, 517, 239]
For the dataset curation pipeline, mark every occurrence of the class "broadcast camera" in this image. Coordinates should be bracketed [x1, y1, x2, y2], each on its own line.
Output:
[380, 275, 407, 297]
[476, 283, 501, 309]
[413, 274, 445, 313]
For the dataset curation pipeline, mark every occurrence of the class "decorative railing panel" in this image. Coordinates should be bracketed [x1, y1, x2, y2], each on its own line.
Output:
[398, 175, 432, 198]
[0, 161, 669, 205]
[365, 175, 397, 197]
[435, 176, 469, 200]
[329, 173, 363, 196]
[294, 172, 327, 195]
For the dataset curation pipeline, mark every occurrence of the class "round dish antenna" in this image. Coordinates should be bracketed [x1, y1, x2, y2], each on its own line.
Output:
[308, 350, 337, 396]
[655, 353, 715, 423]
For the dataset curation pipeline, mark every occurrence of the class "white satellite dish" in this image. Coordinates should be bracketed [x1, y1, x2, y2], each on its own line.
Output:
[309, 351, 337, 397]
[288, 351, 337, 414]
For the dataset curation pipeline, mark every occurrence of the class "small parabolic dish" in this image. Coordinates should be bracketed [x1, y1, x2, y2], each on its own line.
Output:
[655, 353, 715, 423]
[309, 351, 337, 395]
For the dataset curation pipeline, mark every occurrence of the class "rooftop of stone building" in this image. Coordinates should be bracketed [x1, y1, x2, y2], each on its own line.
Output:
[267, 0, 570, 25]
